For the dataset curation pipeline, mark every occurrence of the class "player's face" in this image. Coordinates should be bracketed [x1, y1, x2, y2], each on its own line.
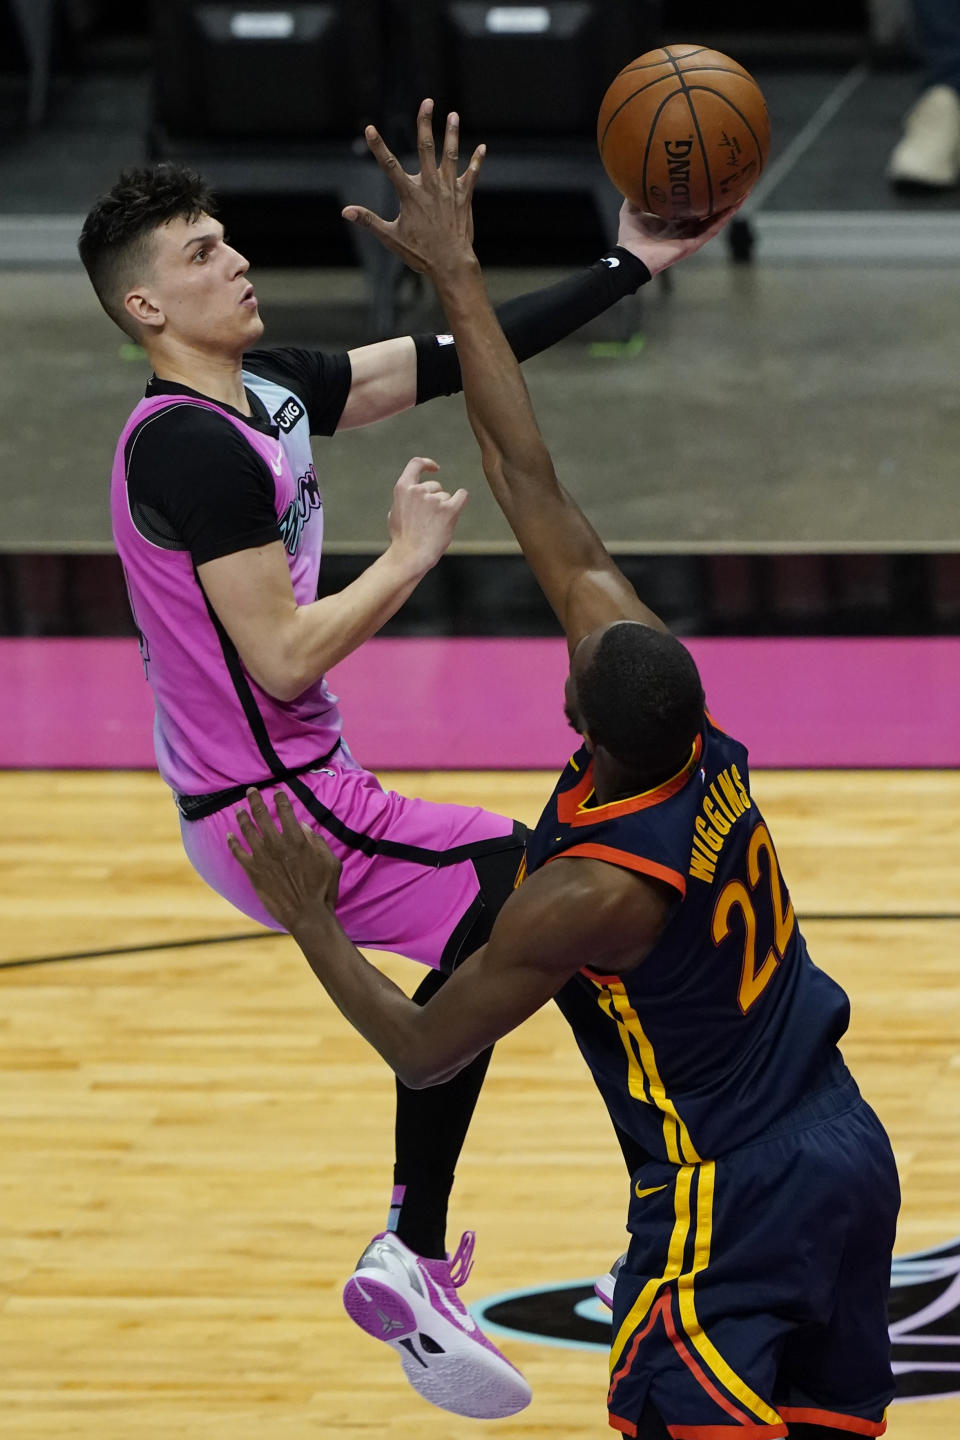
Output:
[139, 214, 264, 351]
[564, 629, 605, 750]
[563, 671, 584, 737]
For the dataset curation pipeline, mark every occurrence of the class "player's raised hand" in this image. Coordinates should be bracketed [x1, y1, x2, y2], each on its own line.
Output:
[615, 195, 745, 276]
[342, 99, 486, 274]
[227, 789, 342, 933]
[388, 455, 468, 573]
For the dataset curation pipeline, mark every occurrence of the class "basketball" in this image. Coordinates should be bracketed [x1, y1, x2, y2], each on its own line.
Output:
[597, 44, 771, 220]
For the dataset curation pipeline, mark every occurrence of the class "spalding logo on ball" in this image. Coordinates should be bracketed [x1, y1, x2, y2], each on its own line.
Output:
[598, 44, 771, 220]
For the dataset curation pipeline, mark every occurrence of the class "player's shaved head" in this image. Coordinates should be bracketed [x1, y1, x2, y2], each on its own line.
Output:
[572, 621, 705, 777]
[78, 163, 216, 338]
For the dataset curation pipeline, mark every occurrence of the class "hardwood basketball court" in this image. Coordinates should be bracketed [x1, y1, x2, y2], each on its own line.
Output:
[1, 768, 958, 1438]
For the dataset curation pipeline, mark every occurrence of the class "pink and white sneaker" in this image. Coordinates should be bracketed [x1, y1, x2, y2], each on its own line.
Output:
[594, 1252, 626, 1310]
[342, 1229, 531, 1419]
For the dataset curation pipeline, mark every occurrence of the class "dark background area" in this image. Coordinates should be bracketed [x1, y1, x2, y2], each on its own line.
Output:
[1, 0, 956, 640]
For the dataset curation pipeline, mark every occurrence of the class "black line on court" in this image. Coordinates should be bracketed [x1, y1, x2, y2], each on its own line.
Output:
[0, 930, 286, 972]
[2, 914, 958, 973]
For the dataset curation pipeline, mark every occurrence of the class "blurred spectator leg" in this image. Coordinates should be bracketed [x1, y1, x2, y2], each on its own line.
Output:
[888, 0, 960, 186]
[9, 0, 55, 123]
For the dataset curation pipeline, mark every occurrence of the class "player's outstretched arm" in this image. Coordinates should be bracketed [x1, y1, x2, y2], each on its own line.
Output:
[227, 789, 670, 1087]
[337, 200, 655, 431]
[348, 101, 736, 651]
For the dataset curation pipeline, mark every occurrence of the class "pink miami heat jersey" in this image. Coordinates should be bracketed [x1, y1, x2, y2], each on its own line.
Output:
[110, 349, 351, 797]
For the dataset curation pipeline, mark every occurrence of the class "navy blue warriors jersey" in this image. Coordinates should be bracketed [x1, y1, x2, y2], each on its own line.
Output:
[524, 717, 852, 1164]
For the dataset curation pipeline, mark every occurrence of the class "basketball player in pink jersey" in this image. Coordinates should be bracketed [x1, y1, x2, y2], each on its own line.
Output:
[78, 116, 691, 1418]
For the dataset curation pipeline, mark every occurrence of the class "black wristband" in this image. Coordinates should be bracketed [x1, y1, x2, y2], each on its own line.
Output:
[414, 247, 653, 405]
[414, 330, 461, 404]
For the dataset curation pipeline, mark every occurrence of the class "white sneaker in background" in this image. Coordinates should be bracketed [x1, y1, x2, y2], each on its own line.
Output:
[594, 1252, 626, 1310]
[888, 84, 960, 188]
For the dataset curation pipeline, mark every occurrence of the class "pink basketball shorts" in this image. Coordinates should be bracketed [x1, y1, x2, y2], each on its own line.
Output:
[180, 756, 525, 970]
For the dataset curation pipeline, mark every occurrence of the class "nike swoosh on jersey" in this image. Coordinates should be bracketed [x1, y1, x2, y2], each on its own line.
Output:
[271, 447, 283, 475]
[634, 1182, 669, 1200]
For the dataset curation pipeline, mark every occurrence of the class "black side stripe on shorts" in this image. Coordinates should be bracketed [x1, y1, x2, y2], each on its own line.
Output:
[287, 776, 527, 868]
[198, 576, 288, 779]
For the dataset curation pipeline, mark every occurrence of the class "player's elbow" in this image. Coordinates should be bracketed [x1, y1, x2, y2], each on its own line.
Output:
[394, 1048, 464, 1090]
[245, 656, 311, 703]
[239, 627, 319, 702]
[394, 1051, 439, 1089]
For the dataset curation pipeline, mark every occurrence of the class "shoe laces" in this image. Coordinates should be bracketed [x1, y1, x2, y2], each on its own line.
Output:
[447, 1229, 476, 1288]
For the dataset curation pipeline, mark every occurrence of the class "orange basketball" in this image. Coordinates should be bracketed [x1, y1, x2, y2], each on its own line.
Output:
[597, 44, 771, 220]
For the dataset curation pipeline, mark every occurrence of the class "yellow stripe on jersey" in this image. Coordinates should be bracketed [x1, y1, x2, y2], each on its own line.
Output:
[601, 980, 701, 1165]
[609, 1164, 694, 1371]
[676, 1162, 782, 1426]
[609, 1162, 783, 1428]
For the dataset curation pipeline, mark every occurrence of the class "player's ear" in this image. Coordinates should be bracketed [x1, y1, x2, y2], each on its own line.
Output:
[124, 287, 163, 331]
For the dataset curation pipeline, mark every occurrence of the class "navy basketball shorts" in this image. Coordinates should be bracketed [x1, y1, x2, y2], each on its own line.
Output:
[607, 1080, 900, 1439]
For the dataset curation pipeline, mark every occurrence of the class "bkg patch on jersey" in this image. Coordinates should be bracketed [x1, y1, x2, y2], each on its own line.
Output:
[273, 396, 304, 432]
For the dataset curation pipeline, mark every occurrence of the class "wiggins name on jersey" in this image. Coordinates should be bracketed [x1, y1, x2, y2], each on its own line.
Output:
[523, 716, 852, 1165]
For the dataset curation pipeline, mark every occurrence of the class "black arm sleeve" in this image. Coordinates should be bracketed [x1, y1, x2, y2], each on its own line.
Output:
[413, 247, 652, 403]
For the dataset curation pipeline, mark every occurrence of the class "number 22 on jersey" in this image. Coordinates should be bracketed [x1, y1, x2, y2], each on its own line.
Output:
[711, 822, 796, 1014]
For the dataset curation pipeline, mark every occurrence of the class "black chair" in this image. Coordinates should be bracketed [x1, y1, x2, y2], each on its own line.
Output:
[390, 2, 661, 314]
[148, 1, 404, 331]
[401, 0, 660, 145]
[150, 0, 384, 142]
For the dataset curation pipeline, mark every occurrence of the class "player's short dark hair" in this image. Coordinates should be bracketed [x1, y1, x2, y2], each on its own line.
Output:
[577, 622, 705, 776]
[77, 164, 216, 338]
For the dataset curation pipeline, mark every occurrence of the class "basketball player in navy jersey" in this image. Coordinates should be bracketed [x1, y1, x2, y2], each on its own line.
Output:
[77, 121, 715, 1420]
[229, 106, 900, 1439]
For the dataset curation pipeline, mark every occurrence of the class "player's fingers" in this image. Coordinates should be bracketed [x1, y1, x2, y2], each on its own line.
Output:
[441, 110, 460, 183]
[396, 455, 440, 490]
[704, 195, 747, 236]
[244, 786, 282, 846]
[341, 205, 393, 240]
[234, 804, 263, 850]
[458, 143, 486, 202]
[416, 479, 444, 494]
[364, 124, 409, 189]
[445, 487, 470, 516]
[226, 831, 251, 868]
[273, 789, 303, 841]
[416, 98, 438, 176]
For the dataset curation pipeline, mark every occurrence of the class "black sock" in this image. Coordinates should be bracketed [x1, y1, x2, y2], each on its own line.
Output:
[390, 967, 493, 1259]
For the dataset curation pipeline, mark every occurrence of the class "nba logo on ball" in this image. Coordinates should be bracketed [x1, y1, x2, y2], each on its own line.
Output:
[597, 44, 771, 220]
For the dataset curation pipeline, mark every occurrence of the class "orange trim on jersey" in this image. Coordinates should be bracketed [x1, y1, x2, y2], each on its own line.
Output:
[556, 736, 703, 828]
[607, 1292, 765, 1435]
[608, 1413, 637, 1437]
[660, 1291, 755, 1427]
[548, 842, 687, 897]
[704, 708, 728, 736]
[779, 1407, 887, 1435]
[608, 1292, 670, 1404]
[668, 1425, 787, 1439]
